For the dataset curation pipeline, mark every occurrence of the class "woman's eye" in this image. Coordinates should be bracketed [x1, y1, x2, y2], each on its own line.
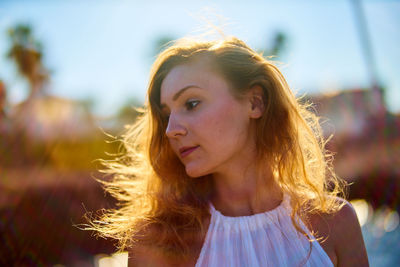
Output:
[185, 100, 200, 111]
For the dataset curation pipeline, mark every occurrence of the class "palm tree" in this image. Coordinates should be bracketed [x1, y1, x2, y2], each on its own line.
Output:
[269, 31, 287, 57]
[6, 24, 49, 99]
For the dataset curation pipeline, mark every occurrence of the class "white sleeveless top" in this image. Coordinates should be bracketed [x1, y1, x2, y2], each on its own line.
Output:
[195, 195, 333, 267]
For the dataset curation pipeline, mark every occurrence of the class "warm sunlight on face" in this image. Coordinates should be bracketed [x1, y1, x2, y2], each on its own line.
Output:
[160, 58, 256, 177]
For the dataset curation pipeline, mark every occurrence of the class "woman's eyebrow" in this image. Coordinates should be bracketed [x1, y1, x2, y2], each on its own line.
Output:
[172, 85, 201, 101]
[161, 85, 202, 108]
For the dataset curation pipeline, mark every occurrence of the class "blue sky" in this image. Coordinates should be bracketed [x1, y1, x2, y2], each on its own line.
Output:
[0, 0, 399, 116]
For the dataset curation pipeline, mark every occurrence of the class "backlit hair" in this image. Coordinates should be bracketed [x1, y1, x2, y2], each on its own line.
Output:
[88, 36, 345, 258]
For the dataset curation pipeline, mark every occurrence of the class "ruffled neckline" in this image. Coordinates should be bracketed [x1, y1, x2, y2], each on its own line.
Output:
[196, 193, 334, 266]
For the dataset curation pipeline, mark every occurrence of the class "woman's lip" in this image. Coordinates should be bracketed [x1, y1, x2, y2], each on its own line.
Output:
[179, 146, 199, 158]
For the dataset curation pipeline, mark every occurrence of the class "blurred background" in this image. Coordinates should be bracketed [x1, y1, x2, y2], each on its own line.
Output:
[0, 0, 399, 266]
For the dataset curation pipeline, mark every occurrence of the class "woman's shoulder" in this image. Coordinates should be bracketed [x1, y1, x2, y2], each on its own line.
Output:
[127, 243, 199, 267]
[127, 243, 165, 266]
[307, 197, 369, 266]
[126, 215, 210, 267]
[126, 224, 171, 266]
[308, 197, 356, 224]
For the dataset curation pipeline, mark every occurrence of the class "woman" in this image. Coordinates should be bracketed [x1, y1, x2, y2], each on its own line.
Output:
[90, 36, 369, 266]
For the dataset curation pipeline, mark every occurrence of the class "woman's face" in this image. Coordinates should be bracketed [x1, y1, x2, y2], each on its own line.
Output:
[160, 58, 257, 177]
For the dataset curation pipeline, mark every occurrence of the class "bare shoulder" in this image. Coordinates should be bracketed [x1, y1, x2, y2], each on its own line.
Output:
[308, 197, 369, 267]
[127, 243, 166, 267]
[330, 198, 369, 266]
[126, 217, 209, 267]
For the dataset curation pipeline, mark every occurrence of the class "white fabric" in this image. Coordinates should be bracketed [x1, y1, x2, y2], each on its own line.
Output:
[195, 195, 333, 267]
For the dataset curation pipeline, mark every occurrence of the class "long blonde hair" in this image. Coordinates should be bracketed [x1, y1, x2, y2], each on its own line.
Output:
[88, 36, 345, 257]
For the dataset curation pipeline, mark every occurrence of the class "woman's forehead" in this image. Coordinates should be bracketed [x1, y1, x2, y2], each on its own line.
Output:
[160, 60, 228, 104]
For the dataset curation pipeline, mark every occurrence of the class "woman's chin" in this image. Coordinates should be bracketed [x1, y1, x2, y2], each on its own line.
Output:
[185, 165, 209, 178]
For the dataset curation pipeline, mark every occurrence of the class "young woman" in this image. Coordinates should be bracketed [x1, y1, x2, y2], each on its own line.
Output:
[91, 37, 369, 266]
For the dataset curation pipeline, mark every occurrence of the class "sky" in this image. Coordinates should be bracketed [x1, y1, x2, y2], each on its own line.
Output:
[0, 0, 399, 116]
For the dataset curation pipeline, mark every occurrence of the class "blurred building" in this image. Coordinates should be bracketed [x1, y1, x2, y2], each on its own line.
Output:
[308, 87, 399, 210]
[309, 88, 386, 139]
[9, 94, 96, 141]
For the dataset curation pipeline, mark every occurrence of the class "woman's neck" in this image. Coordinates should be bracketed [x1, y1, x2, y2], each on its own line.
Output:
[211, 163, 283, 217]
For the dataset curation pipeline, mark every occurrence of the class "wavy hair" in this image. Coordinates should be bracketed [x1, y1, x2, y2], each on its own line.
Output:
[88, 36, 346, 258]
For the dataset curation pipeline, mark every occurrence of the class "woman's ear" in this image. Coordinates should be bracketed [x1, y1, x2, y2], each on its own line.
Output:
[248, 85, 265, 119]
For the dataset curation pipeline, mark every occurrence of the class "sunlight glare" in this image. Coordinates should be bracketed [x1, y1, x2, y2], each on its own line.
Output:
[350, 199, 371, 227]
[384, 210, 399, 232]
[97, 252, 128, 267]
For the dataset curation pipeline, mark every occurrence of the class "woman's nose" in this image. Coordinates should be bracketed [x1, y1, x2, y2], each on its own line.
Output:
[165, 114, 187, 138]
